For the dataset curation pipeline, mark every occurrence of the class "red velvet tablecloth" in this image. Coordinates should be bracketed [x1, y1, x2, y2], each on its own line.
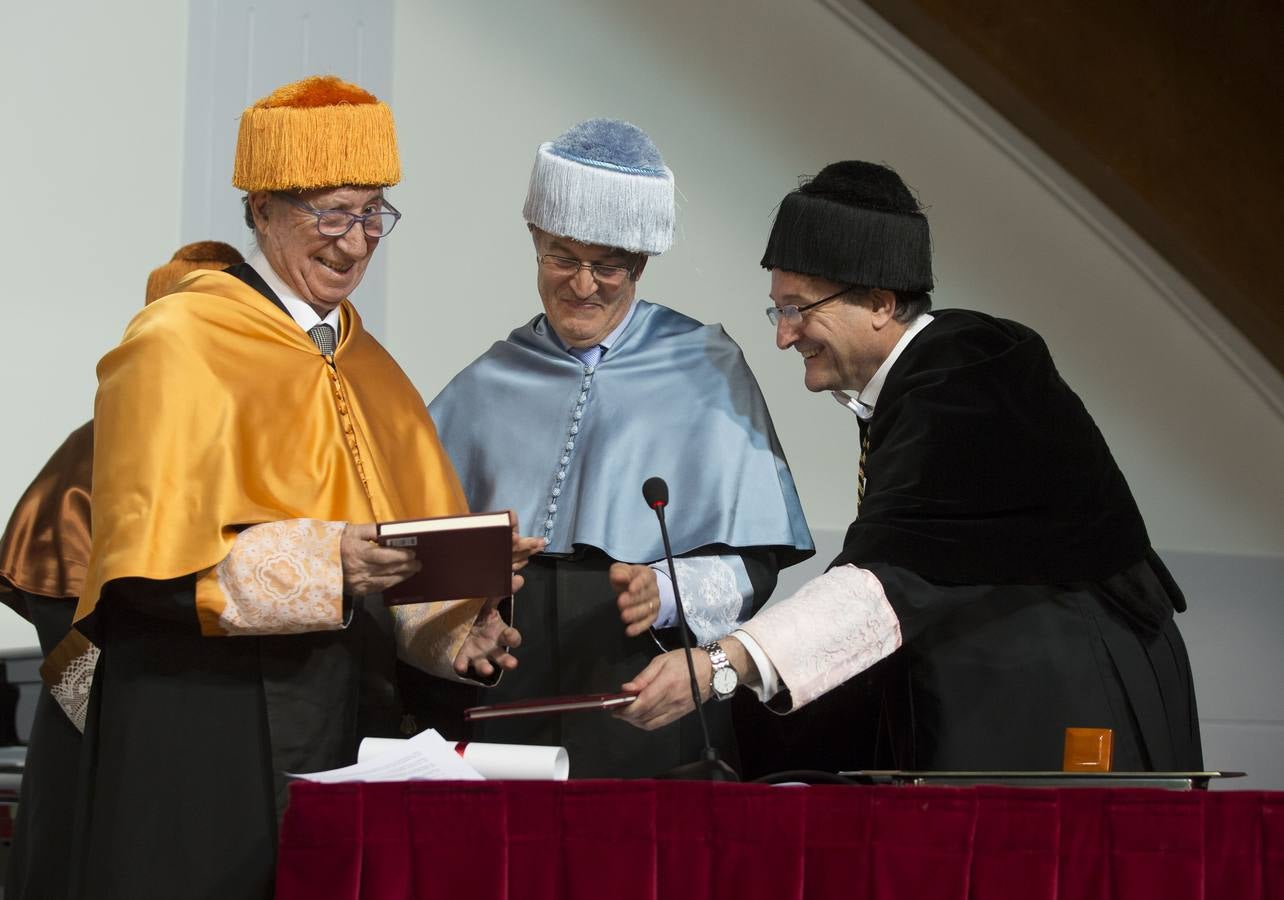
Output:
[276, 780, 1284, 900]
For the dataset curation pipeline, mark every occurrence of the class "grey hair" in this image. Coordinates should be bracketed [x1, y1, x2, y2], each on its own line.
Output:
[843, 286, 933, 322]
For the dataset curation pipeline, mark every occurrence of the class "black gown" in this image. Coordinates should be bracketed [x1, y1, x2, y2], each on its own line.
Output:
[0, 419, 94, 900]
[470, 548, 779, 778]
[825, 310, 1202, 771]
[4, 593, 80, 900]
[67, 265, 403, 900]
[70, 581, 397, 900]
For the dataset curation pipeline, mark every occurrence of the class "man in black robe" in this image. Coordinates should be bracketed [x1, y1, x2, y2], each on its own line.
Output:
[618, 161, 1202, 773]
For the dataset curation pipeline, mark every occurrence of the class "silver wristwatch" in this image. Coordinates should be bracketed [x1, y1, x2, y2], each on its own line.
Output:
[702, 641, 738, 701]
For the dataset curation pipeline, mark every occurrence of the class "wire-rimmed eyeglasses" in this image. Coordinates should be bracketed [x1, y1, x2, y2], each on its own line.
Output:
[275, 192, 402, 238]
[538, 253, 636, 287]
[765, 285, 859, 326]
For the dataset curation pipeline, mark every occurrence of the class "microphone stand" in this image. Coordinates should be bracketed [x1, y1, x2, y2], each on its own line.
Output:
[647, 487, 739, 782]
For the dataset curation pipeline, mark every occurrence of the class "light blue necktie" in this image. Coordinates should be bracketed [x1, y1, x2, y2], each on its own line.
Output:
[569, 344, 603, 368]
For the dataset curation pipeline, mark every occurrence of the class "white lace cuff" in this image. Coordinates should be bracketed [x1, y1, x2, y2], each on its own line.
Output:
[48, 640, 99, 733]
[211, 519, 347, 635]
[650, 554, 751, 645]
[739, 564, 901, 711]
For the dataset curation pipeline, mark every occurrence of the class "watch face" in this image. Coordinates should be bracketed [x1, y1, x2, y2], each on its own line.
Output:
[712, 666, 737, 696]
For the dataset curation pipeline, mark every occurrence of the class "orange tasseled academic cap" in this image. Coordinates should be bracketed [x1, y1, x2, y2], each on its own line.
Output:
[232, 75, 400, 191]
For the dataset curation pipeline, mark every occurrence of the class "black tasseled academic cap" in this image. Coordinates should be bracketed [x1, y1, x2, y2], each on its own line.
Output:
[761, 161, 934, 293]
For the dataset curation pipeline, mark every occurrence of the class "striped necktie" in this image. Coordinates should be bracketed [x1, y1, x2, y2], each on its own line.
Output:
[569, 344, 604, 368]
[857, 419, 871, 507]
[307, 323, 337, 356]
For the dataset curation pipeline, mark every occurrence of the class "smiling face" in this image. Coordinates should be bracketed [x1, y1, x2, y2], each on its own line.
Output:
[769, 269, 904, 393]
[531, 226, 647, 349]
[250, 186, 385, 315]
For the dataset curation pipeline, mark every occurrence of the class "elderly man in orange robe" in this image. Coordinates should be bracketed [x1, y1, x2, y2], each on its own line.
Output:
[61, 77, 539, 900]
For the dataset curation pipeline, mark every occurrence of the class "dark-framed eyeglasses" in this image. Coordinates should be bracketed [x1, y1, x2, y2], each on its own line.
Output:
[275, 192, 402, 238]
[766, 285, 859, 326]
[538, 253, 636, 287]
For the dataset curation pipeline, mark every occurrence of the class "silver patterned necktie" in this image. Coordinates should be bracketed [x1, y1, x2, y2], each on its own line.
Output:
[307, 323, 337, 356]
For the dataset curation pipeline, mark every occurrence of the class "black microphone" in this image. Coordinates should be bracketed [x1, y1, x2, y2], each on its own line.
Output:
[642, 476, 668, 511]
[642, 476, 739, 781]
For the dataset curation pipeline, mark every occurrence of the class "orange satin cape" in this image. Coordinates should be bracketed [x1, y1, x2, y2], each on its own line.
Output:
[0, 420, 94, 612]
[75, 269, 468, 636]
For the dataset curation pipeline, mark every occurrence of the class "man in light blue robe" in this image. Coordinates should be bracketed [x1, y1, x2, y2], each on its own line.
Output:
[428, 119, 814, 777]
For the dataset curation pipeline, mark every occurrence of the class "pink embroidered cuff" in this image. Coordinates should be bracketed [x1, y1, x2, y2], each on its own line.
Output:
[740, 564, 901, 711]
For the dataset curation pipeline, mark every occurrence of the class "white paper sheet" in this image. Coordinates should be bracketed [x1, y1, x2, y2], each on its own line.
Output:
[359, 737, 570, 781]
[290, 728, 482, 783]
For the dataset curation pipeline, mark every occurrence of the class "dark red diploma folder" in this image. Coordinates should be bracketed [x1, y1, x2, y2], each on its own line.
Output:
[377, 510, 511, 605]
[464, 692, 638, 721]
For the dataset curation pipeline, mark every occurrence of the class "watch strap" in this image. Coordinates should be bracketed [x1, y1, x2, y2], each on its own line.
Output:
[701, 640, 737, 700]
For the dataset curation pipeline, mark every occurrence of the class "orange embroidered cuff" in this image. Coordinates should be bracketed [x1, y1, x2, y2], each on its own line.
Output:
[198, 519, 347, 636]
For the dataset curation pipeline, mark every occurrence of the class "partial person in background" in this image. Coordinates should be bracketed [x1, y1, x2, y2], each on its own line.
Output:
[62, 76, 536, 900]
[429, 118, 814, 778]
[619, 161, 1202, 774]
[0, 241, 243, 900]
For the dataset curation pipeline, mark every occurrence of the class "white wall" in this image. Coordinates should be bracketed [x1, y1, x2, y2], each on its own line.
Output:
[0, 1, 190, 649]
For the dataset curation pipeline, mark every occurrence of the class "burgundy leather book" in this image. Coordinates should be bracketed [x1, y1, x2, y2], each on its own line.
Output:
[463, 692, 639, 721]
[377, 510, 511, 605]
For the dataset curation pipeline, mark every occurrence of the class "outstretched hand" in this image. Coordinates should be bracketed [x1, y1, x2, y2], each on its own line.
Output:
[611, 562, 660, 637]
[454, 597, 522, 677]
[613, 649, 710, 731]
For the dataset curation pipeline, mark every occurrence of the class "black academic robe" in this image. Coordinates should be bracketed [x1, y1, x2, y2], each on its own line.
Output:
[71, 583, 397, 900]
[469, 549, 778, 779]
[829, 309, 1202, 771]
[4, 594, 79, 900]
[68, 265, 402, 900]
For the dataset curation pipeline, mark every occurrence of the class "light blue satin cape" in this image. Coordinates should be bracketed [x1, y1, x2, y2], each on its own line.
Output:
[429, 301, 814, 566]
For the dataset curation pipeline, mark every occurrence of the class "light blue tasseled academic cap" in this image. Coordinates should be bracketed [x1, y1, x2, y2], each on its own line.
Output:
[522, 118, 675, 255]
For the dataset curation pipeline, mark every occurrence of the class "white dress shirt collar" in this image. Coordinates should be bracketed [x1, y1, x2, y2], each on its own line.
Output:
[247, 249, 342, 340]
[831, 313, 933, 421]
